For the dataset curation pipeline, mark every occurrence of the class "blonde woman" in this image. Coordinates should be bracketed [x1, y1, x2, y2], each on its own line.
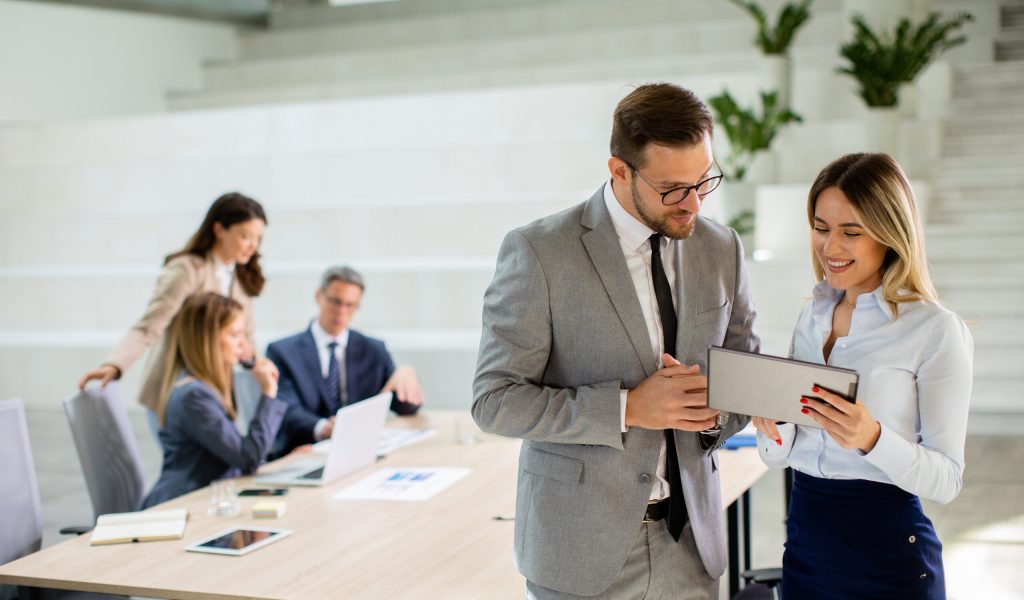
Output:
[142, 293, 286, 508]
[78, 192, 268, 445]
[752, 153, 973, 599]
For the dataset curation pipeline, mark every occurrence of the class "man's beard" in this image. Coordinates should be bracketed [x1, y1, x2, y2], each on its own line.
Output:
[631, 179, 696, 240]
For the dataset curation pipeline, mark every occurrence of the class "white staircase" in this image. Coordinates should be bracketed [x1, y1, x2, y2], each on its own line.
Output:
[930, 53, 1024, 430]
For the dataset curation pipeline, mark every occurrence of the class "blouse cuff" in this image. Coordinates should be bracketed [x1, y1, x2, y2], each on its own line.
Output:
[756, 423, 796, 467]
[861, 423, 911, 474]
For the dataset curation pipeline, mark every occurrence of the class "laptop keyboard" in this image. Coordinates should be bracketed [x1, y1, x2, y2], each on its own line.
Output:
[298, 467, 324, 480]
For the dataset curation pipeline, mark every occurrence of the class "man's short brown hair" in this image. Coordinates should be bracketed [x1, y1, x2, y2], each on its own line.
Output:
[610, 83, 713, 169]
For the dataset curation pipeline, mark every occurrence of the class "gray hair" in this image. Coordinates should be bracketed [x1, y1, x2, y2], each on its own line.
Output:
[320, 265, 365, 292]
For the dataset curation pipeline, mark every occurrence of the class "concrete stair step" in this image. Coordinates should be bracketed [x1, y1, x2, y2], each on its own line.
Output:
[242, 0, 841, 61]
[0, 198, 576, 266]
[954, 61, 1024, 83]
[926, 233, 1024, 255]
[933, 158, 1024, 188]
[995, 42, 1024, 61]
[950, 94, 1024, 113]
[204, 22, 764, 94]
[0, 339, 480, 412]
[931, 259, 1024, 282]
[958, 315, 1024, 347]
[939, 133, 1024, 157]
[970, 377, 1024, 413]
[974, 345, 1024, 378]
[0, 267, 496, 331]
[941, 286, 1024, 318]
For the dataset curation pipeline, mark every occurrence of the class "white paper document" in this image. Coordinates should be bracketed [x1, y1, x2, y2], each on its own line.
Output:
[312, 427, 436, 456]
[333, 467, 471, 502]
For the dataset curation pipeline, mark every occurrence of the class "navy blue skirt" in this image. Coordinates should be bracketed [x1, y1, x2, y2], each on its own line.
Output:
[782, 471, 945, 600]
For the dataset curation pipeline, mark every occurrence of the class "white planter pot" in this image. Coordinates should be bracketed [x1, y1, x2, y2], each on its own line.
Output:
[762, 54, 792, 111]
[862, 108, 901, 157]
[717, 181, 758, 254]
[753, 184, 810, 261]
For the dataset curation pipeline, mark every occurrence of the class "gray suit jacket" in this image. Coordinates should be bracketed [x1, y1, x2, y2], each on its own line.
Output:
[472, 188, 759, 596]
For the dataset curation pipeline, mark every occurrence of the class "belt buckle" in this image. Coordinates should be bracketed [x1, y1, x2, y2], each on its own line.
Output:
[642, 499, 660, 524]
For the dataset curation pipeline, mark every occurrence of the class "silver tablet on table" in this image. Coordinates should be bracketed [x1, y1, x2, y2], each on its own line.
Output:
[185, 527, 291, 557]
[707, 346, 859, 429]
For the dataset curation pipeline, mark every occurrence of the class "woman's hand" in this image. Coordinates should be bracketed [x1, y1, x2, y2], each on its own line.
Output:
[78, 365, 119, 390]
[752, 417, 783, 446]
[252, 357, 279, 399]
[801, 386, 881, 453]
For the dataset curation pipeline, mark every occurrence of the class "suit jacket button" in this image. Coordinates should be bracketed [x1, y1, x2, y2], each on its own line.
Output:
[639, 474, 651, 484]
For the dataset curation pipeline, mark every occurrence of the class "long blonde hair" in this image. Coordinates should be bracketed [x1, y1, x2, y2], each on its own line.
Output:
[157, 293, 243, 425]
[807, 153, 937, 316]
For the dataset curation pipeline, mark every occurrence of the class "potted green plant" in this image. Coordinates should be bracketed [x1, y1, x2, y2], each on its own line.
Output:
[708, 90, 802, 240]
[837, 11, 973, 109]
[837, 11, 972, 155]
[728, 0, 813, 109]
[709, 90, 802, 182]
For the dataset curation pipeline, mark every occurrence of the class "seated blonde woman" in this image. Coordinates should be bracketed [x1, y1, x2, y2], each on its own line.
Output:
[142, 292, 287, 508]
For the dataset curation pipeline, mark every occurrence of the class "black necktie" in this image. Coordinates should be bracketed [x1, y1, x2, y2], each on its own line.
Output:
[650, 233, 686, 542]
[325, 341, 341, 415]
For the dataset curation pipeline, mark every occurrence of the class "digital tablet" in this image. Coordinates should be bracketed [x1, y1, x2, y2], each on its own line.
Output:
[707, 346, 859, 429]
[185, 527, 291, 557]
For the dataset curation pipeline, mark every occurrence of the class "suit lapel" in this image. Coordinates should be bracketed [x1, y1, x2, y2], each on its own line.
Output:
[298, 329, 329, 409]
[674, 232, 701, 361]
[580, 192, 657, 378]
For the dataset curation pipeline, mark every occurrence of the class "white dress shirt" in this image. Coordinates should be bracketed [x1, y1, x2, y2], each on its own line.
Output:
[756, 281, 974, 504]
[309, 321, 350, 441]
[603, 181, 677, 500]
[212, 254, 236, 296]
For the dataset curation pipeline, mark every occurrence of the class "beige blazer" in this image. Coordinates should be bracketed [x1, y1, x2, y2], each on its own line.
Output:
[104, 252, 255, 411]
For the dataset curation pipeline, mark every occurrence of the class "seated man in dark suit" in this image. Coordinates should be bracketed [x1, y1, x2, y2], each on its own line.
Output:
[266, 266, 423, 456]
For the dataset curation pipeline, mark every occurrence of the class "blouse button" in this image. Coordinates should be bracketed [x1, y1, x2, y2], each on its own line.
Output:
[909, 535, 917, 543]
[920, 573, 928, 579]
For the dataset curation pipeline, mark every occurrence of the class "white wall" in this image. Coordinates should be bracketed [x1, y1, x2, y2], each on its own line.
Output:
[0, 0, 238, 124]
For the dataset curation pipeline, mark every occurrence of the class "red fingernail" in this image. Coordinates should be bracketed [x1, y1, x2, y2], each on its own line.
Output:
[800, 398, 808, 404]
[800, 408, 809, 414]
[812, 386, 820, 393]
[776, 438, 782, 446]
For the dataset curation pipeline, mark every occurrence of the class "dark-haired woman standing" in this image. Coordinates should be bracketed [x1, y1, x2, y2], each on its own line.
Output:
[78, 192, 268, 443]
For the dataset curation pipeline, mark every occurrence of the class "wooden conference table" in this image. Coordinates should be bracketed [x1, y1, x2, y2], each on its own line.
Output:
[0, 411, 769, 599]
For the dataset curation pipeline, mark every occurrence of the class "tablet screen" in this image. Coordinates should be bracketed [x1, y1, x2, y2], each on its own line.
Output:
[198, 529, 277, 550]
[186, 527, 291, 556]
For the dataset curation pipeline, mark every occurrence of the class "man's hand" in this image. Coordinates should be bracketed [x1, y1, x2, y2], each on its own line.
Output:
[381, 366, 424, 405]
[625, 353, 718, 431]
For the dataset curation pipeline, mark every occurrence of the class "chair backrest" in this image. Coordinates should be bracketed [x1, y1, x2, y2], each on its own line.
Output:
[63, 382, 146, 521]
[0, 398, 44, 566]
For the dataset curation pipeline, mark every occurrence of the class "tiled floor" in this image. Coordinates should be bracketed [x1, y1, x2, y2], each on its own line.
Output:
[19, 409, 1024, 599]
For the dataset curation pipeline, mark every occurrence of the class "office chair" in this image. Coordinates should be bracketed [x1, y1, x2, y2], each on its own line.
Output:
[0, 398, 123, 600]
[63, 382, 146, 521]
[731, 468, 791, 600]
[0, 398, 45, 598]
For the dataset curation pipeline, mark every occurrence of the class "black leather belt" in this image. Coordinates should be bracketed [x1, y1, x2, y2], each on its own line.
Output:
[643, 498, 671, 523]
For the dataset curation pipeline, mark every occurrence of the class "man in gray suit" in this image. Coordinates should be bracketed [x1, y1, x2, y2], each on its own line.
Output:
[472, 83, 759, 599]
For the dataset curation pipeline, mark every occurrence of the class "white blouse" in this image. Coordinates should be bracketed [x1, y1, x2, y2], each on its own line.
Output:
[756, 281, 974, 504]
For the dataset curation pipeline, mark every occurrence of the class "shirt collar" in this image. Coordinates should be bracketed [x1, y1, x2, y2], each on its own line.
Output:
[810, 280, 893, 334]
[212, 252, 236, 275]
[310, 320, 349, 349]
[603, 180, 657, 253]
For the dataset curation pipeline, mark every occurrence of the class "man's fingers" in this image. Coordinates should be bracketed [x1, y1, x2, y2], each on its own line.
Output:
[659, 363, 700, 377]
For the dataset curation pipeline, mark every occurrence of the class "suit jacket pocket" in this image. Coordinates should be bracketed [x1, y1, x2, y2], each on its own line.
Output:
[695, 299, 729, 325]
[522, 447, 584, 484]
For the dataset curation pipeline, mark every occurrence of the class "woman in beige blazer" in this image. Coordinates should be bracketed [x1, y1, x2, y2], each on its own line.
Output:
[78, 192, 268, 443]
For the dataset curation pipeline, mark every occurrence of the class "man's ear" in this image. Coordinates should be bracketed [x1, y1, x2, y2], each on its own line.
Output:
[608, 157, 631, 183]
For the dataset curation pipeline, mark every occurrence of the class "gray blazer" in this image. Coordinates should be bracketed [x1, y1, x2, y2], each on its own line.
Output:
[142, 374, 287, 508]
[472, 188, 759, 596]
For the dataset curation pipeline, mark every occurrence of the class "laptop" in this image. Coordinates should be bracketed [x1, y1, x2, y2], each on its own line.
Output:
[255, 391, 392, 487]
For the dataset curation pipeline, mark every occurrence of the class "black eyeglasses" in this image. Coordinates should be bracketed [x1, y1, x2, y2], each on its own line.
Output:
[622, 160, 724, 206]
